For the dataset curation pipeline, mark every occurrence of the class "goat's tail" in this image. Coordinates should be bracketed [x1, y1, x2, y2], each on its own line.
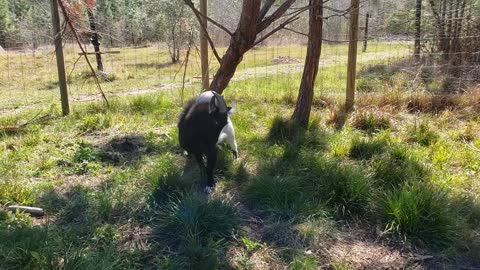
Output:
[178, 99, 196, 124]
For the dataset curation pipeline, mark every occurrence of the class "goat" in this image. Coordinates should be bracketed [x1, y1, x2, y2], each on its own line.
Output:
[178, 91, 238, 193]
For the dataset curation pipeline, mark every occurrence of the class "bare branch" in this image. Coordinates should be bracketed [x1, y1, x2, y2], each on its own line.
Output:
[183, 0, 233, 36]
[253, 16, 300, 47]
[284, 27, 308, 36]
[258, 0, 276, 21]
[183, 0, 222, 63]
[57, 0, 109, 107]
[257, 0, 297, 33]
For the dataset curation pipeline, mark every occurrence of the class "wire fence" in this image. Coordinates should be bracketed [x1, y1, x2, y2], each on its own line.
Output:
[0, 0, 479, 116]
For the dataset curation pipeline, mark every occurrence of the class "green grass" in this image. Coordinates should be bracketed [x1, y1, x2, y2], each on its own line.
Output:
[0, 42, 409, 110]
[0, 45, 479, 268]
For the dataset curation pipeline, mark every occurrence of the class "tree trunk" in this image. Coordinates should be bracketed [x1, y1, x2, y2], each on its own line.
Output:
[87, 8, 103, 71]
[209, 0, 261, 93]
[291, 0, 323, 128]
[200, 0, 209, 90]
[414, 0, 422, 59]
[345, 0, 360, 112]
[450, 0, 467, 65]
[363, 13, 369, 53]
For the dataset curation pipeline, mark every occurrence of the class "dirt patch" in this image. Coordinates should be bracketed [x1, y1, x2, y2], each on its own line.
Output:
[272, 56, 300, 64]
[100, 135, 148, 164]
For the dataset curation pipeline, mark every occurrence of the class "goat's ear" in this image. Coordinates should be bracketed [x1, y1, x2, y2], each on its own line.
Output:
[208, 96, 217, 114]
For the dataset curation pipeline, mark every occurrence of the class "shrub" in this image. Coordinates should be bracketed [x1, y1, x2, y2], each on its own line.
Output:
[154, 194, 240, 268]
[351, 111, 391, 134]
[382, 183, 457, 249]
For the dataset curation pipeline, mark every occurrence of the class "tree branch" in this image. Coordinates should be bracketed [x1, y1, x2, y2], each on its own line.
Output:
[257, 0, 297, 33]
[258, 0, 276, 21]
[183, 0, 222, 63]
[183, 0, 233, 36]
[253, 16, 300, 47]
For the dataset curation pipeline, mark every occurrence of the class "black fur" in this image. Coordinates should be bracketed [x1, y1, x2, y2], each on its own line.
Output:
[178, 99, 230, 188]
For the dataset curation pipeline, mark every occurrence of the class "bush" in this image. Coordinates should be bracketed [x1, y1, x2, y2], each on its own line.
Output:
[351, 111, 391, 134]
[382, 183, 457, 249]
[154, 194, 240, 269]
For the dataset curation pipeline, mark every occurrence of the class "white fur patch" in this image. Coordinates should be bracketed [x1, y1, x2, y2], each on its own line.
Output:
[217, 118, 238, 154]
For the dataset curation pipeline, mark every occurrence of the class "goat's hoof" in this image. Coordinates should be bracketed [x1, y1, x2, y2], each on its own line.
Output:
[233, 151, 238, 160]
[204, 185, 215, 194]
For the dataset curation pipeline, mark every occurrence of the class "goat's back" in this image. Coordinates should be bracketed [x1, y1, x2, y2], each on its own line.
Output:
[178, 99, 227, 154]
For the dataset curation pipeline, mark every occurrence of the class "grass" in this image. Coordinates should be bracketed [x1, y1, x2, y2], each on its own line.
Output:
[0, 45, 479, 268]
[0, 42, 409, 110]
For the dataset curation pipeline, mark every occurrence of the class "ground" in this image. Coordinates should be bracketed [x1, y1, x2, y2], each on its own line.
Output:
[0, 43, 479, 269]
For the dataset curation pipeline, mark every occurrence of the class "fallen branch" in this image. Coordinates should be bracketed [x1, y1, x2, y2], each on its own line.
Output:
[7, 206, 45, 217]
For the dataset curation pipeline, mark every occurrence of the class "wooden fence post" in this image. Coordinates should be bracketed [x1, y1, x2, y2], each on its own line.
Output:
[200, 0, 209, 91]
[50, 0, 69, 116]
[345, 0, 360, 112]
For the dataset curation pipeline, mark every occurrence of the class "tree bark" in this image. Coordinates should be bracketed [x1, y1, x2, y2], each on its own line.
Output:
[200, 0, 209, 90]
[209, 0, 261, 93]
[414, 0, 422, 59]
[206, 0, 297, 94]
[87, 8, 103, 71]
[363, 13, 369, 52]
[291, 0, 323, 128]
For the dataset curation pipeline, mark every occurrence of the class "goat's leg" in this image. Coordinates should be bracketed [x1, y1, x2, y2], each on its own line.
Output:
[206, 147, 217, 189]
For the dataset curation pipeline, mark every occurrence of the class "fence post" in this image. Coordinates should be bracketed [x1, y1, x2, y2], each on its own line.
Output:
[362, 13, 369, 52]
[200, 0, 209, 90]
[345, 0, 360, 112]
[50, 0, 69, 116]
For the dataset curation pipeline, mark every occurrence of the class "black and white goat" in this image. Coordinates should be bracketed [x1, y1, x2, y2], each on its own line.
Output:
[178, 91, 238, 193]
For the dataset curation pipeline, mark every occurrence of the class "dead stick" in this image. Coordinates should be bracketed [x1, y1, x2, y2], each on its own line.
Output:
[7, 206, 45, 217]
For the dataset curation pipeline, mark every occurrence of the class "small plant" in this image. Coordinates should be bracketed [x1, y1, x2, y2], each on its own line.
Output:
[408, 121, 439, 146]
[382, 183, 457, 249]
[73, 142, 98, 163]
[290, 255, 319, 270]
[351, 111, 391, 134]
[241, 237, 262, 253]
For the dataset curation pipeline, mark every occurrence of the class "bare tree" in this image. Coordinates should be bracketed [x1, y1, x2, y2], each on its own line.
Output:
[414, 0, 422, 59]
[87, 7, 103, 71]
[291, 0, 323, 128]
[184, 0, 300, 94]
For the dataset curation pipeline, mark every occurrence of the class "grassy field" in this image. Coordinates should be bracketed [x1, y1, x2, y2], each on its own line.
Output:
[1, 43, 479, 269]
[0, 42, 409, 111]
